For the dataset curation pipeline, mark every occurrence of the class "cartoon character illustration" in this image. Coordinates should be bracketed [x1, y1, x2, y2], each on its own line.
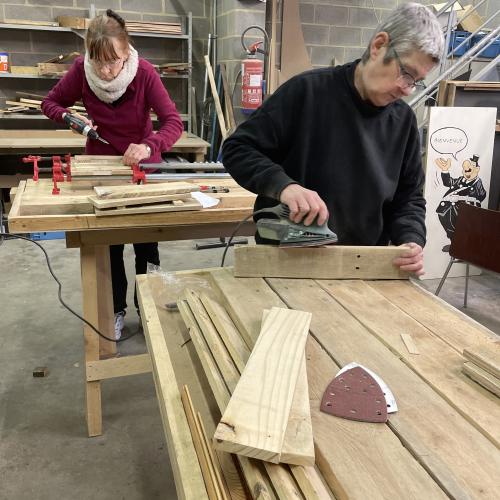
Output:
[435, 154, 486, 251]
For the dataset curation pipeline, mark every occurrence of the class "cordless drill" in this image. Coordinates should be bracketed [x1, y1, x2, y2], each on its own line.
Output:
[63, 113, 110, 144]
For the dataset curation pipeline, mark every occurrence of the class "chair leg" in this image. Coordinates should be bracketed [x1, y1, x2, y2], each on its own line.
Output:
[436, 257, 455, 296]
[464, 263, 470, 308]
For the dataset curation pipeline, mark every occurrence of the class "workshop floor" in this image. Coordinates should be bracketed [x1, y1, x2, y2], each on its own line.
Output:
[0, 238, 499, 500]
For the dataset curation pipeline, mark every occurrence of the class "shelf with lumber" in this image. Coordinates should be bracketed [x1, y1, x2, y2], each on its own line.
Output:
[0, 72, 188, 80]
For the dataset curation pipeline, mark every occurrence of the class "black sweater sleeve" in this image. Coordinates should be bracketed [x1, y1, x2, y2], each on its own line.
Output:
[386, 115, 426, 247]
[222, 85, 300, 200]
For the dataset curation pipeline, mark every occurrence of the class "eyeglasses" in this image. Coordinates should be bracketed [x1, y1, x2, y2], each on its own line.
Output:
[92, 57, 125, 70]
[392, 48, 426, 92]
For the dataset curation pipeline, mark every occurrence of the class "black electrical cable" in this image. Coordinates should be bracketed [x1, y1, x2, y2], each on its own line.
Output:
[221, 207, 271, 267]
[0, 211, 138, 343]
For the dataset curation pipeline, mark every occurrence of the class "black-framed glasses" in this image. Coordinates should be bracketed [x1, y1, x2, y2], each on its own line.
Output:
[392, 47, 426, 92]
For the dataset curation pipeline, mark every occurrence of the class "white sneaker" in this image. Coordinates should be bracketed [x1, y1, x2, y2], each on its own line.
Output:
[114, 311, 125, 340]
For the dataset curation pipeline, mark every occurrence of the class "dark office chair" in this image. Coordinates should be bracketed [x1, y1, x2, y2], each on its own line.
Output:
[435, 203, 500, 307]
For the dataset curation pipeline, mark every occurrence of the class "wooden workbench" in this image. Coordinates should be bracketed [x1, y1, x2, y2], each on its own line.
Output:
[0, 129, 210, 161]
[8, 178, 255, 437]
[137, 268, 500, 499]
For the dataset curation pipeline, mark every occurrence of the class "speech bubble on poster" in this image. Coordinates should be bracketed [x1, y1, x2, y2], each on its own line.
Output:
[430, 127, 468, 160]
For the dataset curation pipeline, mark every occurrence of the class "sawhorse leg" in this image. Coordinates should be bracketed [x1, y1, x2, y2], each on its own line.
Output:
[81, 244, 116, 437]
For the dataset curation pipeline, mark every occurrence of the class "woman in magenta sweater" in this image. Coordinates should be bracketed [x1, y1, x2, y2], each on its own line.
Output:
[42, 10, 183, 339]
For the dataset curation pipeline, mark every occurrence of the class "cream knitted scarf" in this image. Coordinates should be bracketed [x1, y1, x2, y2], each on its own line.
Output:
[84, 45, 139, 103]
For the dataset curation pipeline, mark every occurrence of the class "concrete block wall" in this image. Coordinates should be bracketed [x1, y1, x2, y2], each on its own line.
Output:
[0, 0, 210, 130]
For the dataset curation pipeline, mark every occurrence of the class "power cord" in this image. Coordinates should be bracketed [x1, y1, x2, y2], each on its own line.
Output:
[0, 203, 138, 343]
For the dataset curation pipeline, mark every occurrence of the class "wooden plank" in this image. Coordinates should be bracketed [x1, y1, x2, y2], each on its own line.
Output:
[211, 270, 445, 499]
[371, 281, 498, 352]
[86, 353, 152, 381]
[234, 245, 410, 279]
[94, 181, 198, 199]
[272, 278, 500, 499]
[214, 307, 311, 464]
[37, 63, 72, 75]
[318, 280, 500, 448]
[199, 293, 250, 371]
[204, 55, 227, 141]
[136, 276, 208, 500]
[261, 309, 315, 468]
[94, 198, 202, 216]
[5, 19, 59, 26]
[219, 63, 236, 133]
[10, 66, 39, 75]
[181, 386, 229, 500]
[89, 192, 192, 209]
[463, 342, 500, 379]
[463, 362, 500, 397]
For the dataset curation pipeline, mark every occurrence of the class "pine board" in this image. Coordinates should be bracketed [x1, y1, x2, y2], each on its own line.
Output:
[463, 342, 500, 379]
[234, 245, 410, 279]
[89, 192, 192, 209]
[94, 198, 202, 216]
[213, 307, 311, 463]
[463, 362, 500, 397]
[94, 182, 197, 199]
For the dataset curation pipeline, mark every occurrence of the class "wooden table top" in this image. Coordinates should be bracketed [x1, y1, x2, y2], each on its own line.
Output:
[8, 178, 255, 233]
[138, 268, 500, 499]
[0, 130, 210, 151]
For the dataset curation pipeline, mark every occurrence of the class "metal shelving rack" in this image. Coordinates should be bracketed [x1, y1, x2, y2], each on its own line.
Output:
[0, 12, 193, 132]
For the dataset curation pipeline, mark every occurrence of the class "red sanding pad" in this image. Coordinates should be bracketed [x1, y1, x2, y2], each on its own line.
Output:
[320, 366, 388, 423]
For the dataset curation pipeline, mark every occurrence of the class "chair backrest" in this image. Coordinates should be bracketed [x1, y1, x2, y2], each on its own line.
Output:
[450, 203, 500, 274]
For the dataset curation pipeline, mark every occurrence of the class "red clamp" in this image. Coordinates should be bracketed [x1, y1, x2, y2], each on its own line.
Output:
[22, 155, 42, 182]
[132, 163, 146, 184]
[64, 154, 72, 182]
[52, 156, 64, 194]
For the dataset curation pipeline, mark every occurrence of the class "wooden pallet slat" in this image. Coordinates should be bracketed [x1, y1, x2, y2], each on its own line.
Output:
[234, 245, 410, 280]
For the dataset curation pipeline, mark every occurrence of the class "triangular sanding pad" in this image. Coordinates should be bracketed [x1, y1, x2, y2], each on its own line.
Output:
[320, 366, 388, 423]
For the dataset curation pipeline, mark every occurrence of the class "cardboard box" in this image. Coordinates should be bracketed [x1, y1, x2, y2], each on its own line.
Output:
[457, 5, 483, 33]
[430, 2, 464, 29]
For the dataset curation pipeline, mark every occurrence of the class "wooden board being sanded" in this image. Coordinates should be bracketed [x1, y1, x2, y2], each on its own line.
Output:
[234, 245, 410, 279]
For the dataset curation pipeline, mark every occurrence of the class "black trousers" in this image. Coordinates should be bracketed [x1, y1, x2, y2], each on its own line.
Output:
[110, 242, 160, 314]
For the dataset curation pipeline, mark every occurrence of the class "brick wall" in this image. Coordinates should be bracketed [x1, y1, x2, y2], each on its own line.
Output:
[0, 0, 210, 130]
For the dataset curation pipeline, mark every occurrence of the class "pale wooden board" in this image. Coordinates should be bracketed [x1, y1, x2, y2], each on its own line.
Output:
[214, 307, 311, 463]
[272, 278, 500, 499]
[94, 198, 202, 216]
[136, 276, 208, 500]
[211, 270, 446, 499]
[89, 192, 192, 209]
[181, 386, 230, 500]
[261, 309, 315, 467]
[86, 354, 151, 382]
[371, 281, 498, 352]
[463, 362, 500, 397]
[318, 280, 500, 448]
[234, 245, 410, 280]
[94, 181, 198, 199]
[463, 342, 500, 379]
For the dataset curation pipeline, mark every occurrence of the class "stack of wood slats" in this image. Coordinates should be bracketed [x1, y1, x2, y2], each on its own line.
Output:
[156, 62, 191, 75]
[89, 181, 202, 216]
[177, 287, 328, 499]
[1, 91, 85, 115]
[126, 21, 182, 35]
[463, 341, 500, 396]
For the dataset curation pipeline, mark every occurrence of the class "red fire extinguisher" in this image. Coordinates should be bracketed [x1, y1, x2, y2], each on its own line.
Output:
[242, 41, 264, 114]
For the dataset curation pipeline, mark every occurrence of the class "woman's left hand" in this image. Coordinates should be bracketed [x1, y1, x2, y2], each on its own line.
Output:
[123, 143, 150, 166]
[393, 242, 425, 277]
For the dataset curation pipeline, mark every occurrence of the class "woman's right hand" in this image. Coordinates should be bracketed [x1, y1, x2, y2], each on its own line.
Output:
[62, 112, 97, 131]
